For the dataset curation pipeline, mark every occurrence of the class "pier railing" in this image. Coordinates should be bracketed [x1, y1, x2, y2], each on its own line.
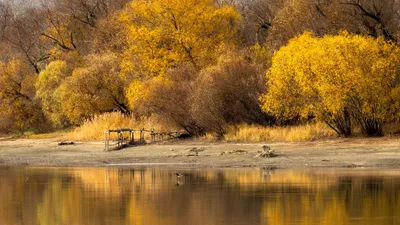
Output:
[104, 128, 178, 151]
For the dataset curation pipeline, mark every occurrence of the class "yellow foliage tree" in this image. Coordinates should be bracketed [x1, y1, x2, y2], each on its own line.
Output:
[36, 60, 73, 126]
[57, 53, 130, 124]
[119, 0, 241, 77]
[0, 59, 48, 132]
[261, 32, 400, 136]
[35, 51, 83, 127]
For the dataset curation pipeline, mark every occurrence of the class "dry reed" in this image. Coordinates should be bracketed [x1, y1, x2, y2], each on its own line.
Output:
[221, 122, 336, 143]
[66, 112, 179, 141]
[30, 115, 398, 142]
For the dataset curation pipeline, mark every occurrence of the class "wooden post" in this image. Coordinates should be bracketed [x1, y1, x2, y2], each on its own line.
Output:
[104, 130, 110, 151]
[118, 130, 123, 146]
[104, 130, 107, 151]
[129, 130, 134, 144]
[151, 128, 155, 142]
[140, 128, 144, 143]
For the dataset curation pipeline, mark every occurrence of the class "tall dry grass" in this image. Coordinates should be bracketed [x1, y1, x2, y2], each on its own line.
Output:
[64, 114, 399, 142]
[66, 112, 179, 141]
[220, 122, 336, 143]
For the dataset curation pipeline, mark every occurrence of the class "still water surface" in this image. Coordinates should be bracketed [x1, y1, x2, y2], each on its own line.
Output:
[1, 167, 399, 225]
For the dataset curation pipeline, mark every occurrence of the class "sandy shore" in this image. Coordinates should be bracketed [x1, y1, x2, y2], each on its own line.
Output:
[0, 137, 399, 168]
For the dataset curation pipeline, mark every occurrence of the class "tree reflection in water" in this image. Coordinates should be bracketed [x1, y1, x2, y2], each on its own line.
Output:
[0, 167, 399, 225]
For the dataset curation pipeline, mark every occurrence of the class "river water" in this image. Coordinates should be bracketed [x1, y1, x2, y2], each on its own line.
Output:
[0, 167, 399, 225]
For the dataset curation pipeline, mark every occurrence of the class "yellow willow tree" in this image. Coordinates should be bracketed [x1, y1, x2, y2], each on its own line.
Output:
[261, 32, 400, 137]
[36, 61, 73, 126]
[118, 0, 241, 77]
[57, 53, 130, 124]
[35, 51, 82, 127]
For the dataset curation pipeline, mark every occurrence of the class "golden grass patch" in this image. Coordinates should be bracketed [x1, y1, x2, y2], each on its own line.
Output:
[66, 112, 179, 141]
[222, 122, 335, 143]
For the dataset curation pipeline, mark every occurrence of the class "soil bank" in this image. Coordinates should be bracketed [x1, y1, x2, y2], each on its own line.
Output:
[0, 137, 399, 169]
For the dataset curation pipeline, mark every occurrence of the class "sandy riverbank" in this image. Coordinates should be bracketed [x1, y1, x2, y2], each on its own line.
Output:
[0, 137, 399, 168]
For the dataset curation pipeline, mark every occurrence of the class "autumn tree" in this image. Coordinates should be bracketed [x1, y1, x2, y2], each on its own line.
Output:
[126, 65, 205, 136]
[126, 49, 272, 138]
[340, 0, 400, 43]
[119, 0, 241, 77]
[52, 0, 129, 28]
[35, 60, 75, 126]
[39, 4, 85, 53]
[42, 0, 130, 55]
[261, 0, 344, 49]
[0, 59, 49, 132]
[238, 0, 400, 50]
[90, 12, 128, 54]
[261, 32, 400, 136]
[0, 4, 51, 73]
[191, 51, 272, 138]
[238, 0, 284, 45]
[57, 53, 129, 124]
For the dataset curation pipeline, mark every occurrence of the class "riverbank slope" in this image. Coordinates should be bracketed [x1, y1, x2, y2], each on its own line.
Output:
[0, 137, 399, 168]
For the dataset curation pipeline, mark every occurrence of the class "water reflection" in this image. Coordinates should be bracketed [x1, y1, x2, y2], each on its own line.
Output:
[0, 167, 399, 225]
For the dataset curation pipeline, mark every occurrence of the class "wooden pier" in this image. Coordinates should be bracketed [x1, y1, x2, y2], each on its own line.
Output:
[104, 128, 178, 151]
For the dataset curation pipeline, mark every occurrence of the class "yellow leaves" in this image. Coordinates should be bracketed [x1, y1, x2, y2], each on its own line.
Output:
[0, 59, 36, 104]
[36, 53, 130, 125]
[126, 76, 170, 111]
[262, 31, 400, 127]
[35, 60, 71, 126]
[250, 44, 273, 66]
[126, 80, 147, 110]
[36, 61, 69, 89]
[57, 53, 129, 124]
[0, 59, 45, 131]
[118, 0, 241, 77]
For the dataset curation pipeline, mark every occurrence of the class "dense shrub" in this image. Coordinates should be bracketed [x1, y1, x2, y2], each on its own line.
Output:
[126, 65, 205, 136]
[126, 52, 272, 138]
[192, 53, 272, 138]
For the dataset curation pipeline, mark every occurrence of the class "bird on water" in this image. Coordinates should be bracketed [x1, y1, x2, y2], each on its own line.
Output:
[174, 173, 184, 177]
